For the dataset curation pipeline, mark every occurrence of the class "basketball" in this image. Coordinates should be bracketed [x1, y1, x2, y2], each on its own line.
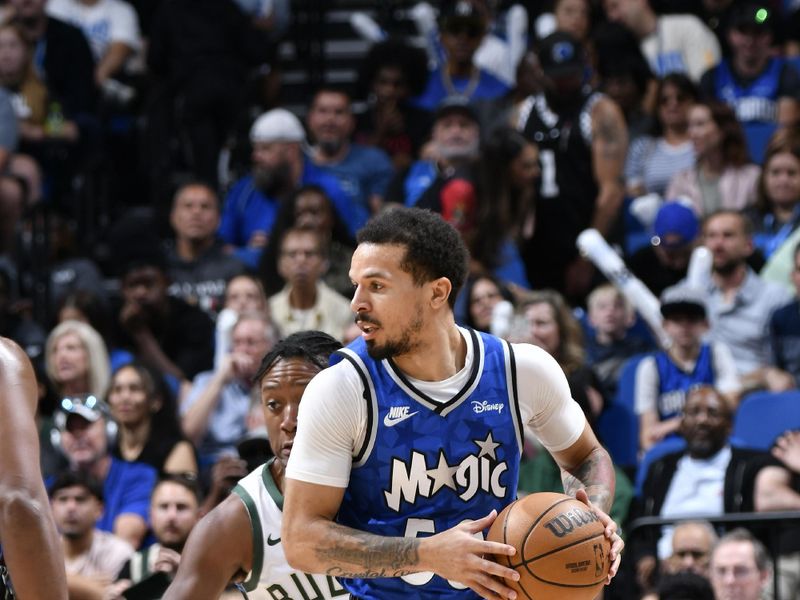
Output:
[486, 492, 611, 600]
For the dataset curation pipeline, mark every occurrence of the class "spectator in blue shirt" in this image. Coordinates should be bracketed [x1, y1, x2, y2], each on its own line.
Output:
[410, 1, 510, 112]
[306, 87, 395, 215]
[219, 108, 363, 269]
[51, 395, 156, 549]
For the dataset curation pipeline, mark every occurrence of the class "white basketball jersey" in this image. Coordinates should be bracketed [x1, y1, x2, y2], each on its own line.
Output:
[233, 461, 350, 599]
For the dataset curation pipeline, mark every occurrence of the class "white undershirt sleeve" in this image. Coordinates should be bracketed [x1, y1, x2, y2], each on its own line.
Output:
[285, 361, 366, 488]
[512, 343, 587, 453]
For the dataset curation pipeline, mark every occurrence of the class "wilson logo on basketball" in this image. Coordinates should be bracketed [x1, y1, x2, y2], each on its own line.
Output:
[542, 507, 599, 538]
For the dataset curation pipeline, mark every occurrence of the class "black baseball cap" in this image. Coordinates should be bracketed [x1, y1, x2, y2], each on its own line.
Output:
[439, 1, 485, 36]
[729, 3, 774, 33]
[434, 95, 479, 124]
[660, 285, 707, 321]
[537, 32, 585, 78]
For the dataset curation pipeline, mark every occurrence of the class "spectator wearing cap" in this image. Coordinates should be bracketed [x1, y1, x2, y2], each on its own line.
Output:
[631, 385, 775, 594]
[306, 87, 395, 216]
[49, 471, 134, 600]
[603, 0, 720, 82]
[219, 107, 360, 270]
[518, 31, 627, 301]
[51, 396, 157, 548]
[634, 284, 740, 452]
[110, 232, 215, 392]
[699, 3, 800, 131]
[629, 201, 701, 297]
[410, 0, 510, 112]
[697, 210, 793, 388]
[387, 96, 480, 235]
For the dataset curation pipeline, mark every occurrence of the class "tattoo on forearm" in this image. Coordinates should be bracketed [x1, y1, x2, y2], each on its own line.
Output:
[562, 448, 614, 513]
[316, 524, 422, 579]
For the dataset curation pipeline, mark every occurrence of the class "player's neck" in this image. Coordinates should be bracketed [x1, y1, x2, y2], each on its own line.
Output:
[392, 321, 466, 382]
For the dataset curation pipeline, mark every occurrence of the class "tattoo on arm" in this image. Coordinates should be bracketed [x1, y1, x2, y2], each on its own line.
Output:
[561, 448, 615, 513]
[595, 112, 625, 162]
[316, 523, 422, 579]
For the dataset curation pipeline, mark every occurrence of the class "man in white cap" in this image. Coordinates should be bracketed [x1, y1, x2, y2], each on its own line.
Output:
[218, 108, 365, 269]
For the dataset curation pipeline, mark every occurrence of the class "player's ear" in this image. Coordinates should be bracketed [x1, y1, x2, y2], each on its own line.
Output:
[429, 277, 452, 309]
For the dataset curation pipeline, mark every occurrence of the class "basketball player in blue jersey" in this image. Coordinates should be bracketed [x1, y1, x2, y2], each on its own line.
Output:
[163, 331, 345, 599]
[0, 337, 67, 600]
[282, 207, 624, 600]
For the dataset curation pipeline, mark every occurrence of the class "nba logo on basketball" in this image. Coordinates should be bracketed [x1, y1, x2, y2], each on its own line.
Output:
[542, 507, 599, 538]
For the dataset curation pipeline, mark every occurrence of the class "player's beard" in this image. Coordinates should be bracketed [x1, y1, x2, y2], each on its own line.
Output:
[362, 308, 425, 361]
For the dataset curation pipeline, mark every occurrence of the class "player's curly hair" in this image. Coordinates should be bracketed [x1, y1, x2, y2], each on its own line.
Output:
[356, 207, 469, 308]
[254, 331, 343, 383]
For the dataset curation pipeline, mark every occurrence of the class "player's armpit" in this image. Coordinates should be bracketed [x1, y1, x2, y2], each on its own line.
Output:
[162, 495, 252, 600]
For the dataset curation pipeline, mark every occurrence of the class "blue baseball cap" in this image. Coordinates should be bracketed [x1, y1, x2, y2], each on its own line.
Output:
[652, 202, 699, 249]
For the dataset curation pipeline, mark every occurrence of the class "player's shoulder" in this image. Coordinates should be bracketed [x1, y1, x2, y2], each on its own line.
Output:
[509, 341, 561, 369]
[305, 356, 364, 394]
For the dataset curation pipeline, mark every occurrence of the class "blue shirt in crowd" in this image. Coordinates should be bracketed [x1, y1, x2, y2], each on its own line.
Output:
[218, 159, 365, 269]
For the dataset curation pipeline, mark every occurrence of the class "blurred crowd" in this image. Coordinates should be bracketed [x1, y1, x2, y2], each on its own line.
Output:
[4, 0, 800, 598]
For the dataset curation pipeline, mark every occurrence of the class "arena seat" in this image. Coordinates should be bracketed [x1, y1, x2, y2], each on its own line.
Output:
[731, 390, 800, 451]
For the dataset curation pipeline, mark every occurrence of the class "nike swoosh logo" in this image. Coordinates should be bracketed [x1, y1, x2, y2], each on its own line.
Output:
[267, 535, 281, 546]
[383, 411, 419, 427]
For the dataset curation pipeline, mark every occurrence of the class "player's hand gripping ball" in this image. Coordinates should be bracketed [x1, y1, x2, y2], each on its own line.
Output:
[486, 492, 611, 600]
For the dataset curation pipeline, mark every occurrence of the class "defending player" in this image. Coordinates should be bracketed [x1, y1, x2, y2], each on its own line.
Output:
[163, 331, 344, 599]
[282, 208, 624, 599]
[0, 337, 68, 599]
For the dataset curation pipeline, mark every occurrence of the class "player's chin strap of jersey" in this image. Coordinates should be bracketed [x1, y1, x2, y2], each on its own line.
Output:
[233, 583, 248, 599]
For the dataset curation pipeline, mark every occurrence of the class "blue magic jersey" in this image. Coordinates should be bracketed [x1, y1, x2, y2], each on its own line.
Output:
[655, 344, 715, 420]
[714, 58, 782, 123]
[331, 329, 523, 599]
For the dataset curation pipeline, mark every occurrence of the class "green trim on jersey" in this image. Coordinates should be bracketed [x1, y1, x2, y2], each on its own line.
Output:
[233, 476, 266, 592]
[261, 457, 284, 510]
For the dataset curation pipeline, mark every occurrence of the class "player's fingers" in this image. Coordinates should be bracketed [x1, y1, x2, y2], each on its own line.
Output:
[475, 555, 520, 581]
[605, 551, 622, 584]
[477, 539, 517, 558]
[470, 572, 518, 600]
[467, 509, 498, 531]
[609, 532, 624, 563]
